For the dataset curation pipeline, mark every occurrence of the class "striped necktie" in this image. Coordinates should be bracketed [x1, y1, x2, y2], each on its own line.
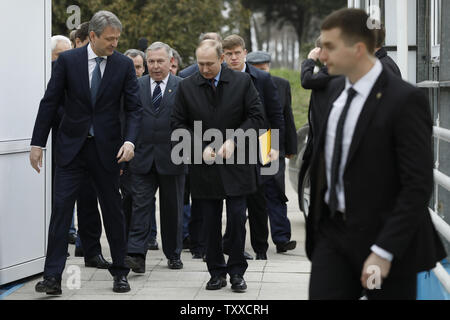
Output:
[152, 81, 162, 111]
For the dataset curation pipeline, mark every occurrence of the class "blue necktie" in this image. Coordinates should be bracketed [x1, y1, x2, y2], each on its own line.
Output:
[89, 57, 104, 136]
[152, 81, 162, 111]
[328, 87, 357, 218]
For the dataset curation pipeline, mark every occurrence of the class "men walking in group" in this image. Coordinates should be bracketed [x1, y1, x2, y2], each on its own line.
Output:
[306, 8, 446, 300]
[30, 11, 142, 294]
[126, 42, 186, 272]
[171, 39, 264, 292]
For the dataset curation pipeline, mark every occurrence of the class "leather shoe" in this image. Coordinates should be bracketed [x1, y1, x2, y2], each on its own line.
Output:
[74, 246, 84, 257]
[113, 275, 130, 293]
[148, 238, 159, 250]
[206, 276, 227, 290]
[230, 274, 247, 292]
[244, 251, 254, 260]
[192, 252, 203, 259]
[125, 255, 146, 273]
[255, 252, 267, 260]
[35, 277, 62, 295]
[85, 254, 112, 269]
[68, 233, 77, 245]
[276, 240, 297, 253]
[167, 259, 183, 269]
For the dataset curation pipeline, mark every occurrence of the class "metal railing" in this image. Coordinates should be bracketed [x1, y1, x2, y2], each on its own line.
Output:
[430, 126, 450, 293]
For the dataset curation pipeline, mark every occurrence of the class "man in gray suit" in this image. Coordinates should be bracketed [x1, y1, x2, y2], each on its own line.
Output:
[125, 42, 186, 272]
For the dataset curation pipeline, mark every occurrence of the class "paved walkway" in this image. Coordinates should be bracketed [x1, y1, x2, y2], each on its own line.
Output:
[4, 161, 311, 300]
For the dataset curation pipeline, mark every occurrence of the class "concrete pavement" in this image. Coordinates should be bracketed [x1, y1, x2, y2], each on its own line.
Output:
[3, 160, 311, 300]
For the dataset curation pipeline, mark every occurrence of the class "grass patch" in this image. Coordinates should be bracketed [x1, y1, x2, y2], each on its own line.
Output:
[270, 68, 310, 131]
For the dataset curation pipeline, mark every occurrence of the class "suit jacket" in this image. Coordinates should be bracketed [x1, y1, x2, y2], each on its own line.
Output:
[376, 47, 402, 78]
[130, 74, 186, 175]
[171, 66, 265, 199]
[31, 44, 143, 172]
[272, 75, 297, 156]
[305, 66, 446, 277]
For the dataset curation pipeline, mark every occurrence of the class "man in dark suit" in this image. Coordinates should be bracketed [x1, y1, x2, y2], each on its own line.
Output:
[306, 8, 446, 300]
[246, 50, 298, 257]
[125, 42, 186, 273]
[171, 39, 264, 292]
[30, 11, 142, 294]
[222, 35, 292, 261]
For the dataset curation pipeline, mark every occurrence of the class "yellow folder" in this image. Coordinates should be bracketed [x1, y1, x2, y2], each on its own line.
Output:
[259, 129, 271, 165]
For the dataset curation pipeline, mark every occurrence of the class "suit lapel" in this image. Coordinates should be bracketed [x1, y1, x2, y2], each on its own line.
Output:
[140, 75, 152, 111]
[158, 74, 176, 112]
[345, 70, 388, 170]
[79, 45, 92, 107]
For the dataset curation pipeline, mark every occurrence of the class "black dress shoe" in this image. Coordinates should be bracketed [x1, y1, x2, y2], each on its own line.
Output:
[192, 252, 203, 259]
[230, 274, 247, 293]
[183, 236, 191, 250]
[255, 252, 267, 260]
[244, 251, 254, 260]
[68, 233, 77, 245]
[85, 254, 112, 269]
[35, 277, 62, 295]
[113, 275, 130, 293]
[206, 276, 227, 290]
[167, 259, 183, 269]
[74, 246, 84, 257]
[148, 239, 159, 250]
[276, 240, 297, 253]
[125, 255, 145, 273]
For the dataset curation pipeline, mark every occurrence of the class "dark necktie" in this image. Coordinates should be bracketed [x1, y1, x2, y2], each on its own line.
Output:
[152, 81, 162, 111]
[328, 87, 357, 217]
[89, 57, 104, 136]
[209, 78, 216, 92]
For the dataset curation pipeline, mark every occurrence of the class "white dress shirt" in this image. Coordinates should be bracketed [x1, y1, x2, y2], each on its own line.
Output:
[324, 59, 393, 262]
[87, 43, 107, 87]
[150, 73, 170, 98]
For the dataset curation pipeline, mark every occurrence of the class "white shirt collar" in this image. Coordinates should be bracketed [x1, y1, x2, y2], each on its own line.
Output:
[151, 73, 170, 86]
[345, 59, 382, 99]
[87, 43, 108, 61]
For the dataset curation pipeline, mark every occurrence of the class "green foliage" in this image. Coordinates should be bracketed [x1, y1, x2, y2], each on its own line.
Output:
[270, 68, 310, 130]
[52, 0, 225, 67]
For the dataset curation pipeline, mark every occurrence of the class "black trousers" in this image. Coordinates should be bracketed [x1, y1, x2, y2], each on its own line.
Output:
[45, 138, 129, 279]
[119, 164, 133, 239]
[223, 184, 269, 255]
[309, 212, 417, 300]
[201, 196, 248, 278]
[189, 198, 207, 255]
[127, 165, 185, 260]
[76, 177, 103, 259]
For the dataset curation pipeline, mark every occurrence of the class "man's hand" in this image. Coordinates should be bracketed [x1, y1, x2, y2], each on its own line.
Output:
[217, 139, 235, 160]
[117, 143, 135, 163]
[30, 146, 43, 173]
[361, 252, 391, 289]
[203, 145, 216, 162]
[308, 47, 321, 61]
[268, 148, 279, 162]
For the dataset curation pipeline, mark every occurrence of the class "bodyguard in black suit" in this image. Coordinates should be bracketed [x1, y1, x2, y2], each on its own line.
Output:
[126, 42, 186, 273]
[30, 11, 142, 294]
[373, 24, 402, 77]
[171, 40, 264, 292]
[306, 9, 446, 300]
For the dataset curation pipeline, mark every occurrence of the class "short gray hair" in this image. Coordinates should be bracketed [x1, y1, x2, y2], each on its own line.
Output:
[146, 42, 173, 59]
[89, 11, 122, 37]
[51, 35, 72, 52]
[171, 48, 182, 66]
[124, 49, 145, 62]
